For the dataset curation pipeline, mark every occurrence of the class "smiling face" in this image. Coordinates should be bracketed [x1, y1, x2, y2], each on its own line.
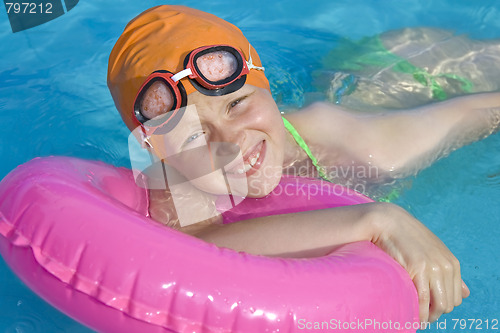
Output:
[108, 6, 282, 199]
[147, 84, 286, 198]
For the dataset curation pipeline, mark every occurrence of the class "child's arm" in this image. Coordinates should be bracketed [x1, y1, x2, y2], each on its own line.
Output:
[290, 92, 499, 177]
[191, 202, 469, 323]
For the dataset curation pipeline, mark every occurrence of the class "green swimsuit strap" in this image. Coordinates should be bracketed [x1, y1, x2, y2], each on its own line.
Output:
[282, 117, 329, 181]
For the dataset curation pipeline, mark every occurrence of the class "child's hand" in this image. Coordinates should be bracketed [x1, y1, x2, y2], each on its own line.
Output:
[371, 203, 470, 323]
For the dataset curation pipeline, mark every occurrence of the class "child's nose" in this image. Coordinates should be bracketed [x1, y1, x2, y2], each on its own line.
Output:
[210, 122, 246, 148]
[210, 142, 241, 170]
[214, 142, 240, 157]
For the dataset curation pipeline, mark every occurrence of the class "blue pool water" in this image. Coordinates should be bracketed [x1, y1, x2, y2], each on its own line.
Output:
[0, 0, 499, 332]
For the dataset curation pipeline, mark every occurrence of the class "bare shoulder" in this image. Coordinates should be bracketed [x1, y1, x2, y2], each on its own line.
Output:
[283, 102, 367, 148]
[282, 102, 401, 173]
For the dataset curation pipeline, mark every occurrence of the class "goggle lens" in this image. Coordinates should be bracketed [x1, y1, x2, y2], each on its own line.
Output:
[139, 79, 175, 121]
[133, 71, 187, 127]
[193, 49, 241, 85]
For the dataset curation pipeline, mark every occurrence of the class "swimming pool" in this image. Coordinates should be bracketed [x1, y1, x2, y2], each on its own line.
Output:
[0, 0, 498, 332]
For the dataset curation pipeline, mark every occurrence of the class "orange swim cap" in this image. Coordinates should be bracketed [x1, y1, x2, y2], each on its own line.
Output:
[107, 5, 270, 131]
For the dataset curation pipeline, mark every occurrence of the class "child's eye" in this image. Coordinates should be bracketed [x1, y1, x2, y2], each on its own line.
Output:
[228, 95, 247, 111]
[230, 99, 241, 109]
[185, 131, 204, 145]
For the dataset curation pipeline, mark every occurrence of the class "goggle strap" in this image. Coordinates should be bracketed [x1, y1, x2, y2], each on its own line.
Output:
[246, 45, 265, 72]
[140, 130, 153, 149]
[171, 68, 192, 82]
[140, 129, 165, 160]
[247, 61, 265, 72]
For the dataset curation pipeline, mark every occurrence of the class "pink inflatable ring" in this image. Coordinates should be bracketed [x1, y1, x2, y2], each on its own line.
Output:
[0, 157, 418, 332]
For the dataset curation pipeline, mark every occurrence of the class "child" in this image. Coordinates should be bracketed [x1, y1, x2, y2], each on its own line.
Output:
[107, 5, 499, 324]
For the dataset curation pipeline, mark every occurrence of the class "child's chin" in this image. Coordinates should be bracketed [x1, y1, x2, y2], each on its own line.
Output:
[246, 173, 282, 198]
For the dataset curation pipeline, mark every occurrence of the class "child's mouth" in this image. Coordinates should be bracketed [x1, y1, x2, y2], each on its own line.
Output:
[226, 140, 265, 176]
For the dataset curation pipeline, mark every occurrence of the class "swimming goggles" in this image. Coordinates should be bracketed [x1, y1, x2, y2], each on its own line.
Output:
[133, 44, 265, 129]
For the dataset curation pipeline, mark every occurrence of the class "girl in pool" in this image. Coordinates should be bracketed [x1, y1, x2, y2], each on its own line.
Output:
[107, 5, 499, 324]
